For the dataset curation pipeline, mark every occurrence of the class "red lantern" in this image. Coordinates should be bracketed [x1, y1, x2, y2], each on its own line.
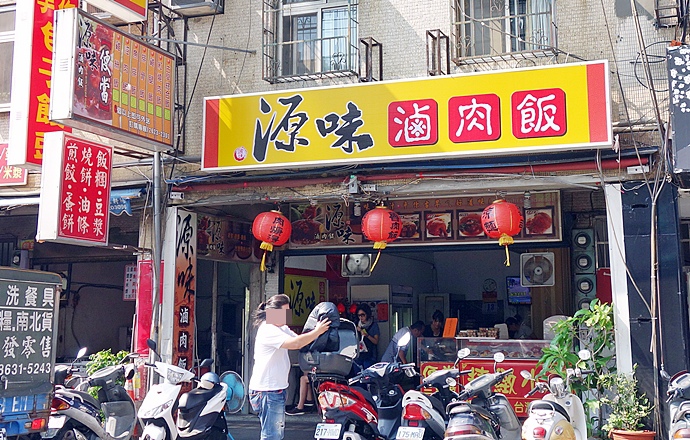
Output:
[252, 210, 292, 271]
[349, 303, 358, 315]
[337, 303, 346, 314]
[481, 200, 524, 266]
[361, 206, 402, 271]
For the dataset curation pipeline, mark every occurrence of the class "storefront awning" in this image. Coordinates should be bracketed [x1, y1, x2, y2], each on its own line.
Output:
[0, 187, 146, 216]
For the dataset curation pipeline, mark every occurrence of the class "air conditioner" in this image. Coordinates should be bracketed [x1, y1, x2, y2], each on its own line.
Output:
[341, 254, 372, 278]
[167, 0, 224, 17]
[520, 252, 555, 287]
[82, 1, 130, 26]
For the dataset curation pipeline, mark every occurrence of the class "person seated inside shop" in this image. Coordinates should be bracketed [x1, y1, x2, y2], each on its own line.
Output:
[506, 314, 535, 339]
[423, 310, 445, 338]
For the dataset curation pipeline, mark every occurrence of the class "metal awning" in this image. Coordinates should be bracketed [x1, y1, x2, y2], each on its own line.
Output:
[0, 187, 147, 215]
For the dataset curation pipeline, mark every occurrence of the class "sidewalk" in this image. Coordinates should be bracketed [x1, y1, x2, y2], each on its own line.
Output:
[228, 412, 322, 440]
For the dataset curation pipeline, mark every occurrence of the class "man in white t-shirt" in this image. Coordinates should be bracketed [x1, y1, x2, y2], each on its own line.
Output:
[248, 294, 330, 440]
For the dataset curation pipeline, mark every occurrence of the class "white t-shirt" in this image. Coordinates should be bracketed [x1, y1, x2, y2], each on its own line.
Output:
[248, 322, 297, 391]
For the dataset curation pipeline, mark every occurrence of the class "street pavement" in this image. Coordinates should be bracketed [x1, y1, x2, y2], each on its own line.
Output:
[228, 412, 322, 440]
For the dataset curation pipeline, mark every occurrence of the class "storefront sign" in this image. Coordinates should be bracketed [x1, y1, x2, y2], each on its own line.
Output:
[51, 8, 174, 152]
[421, 359, 544, 417]
[85, 0, 147, 23]
[123, 263, 137, 301]
[8, 0, 75, 168]
[173, 211, 196, 370]
[289, 191, 561, 248]
[284, 274, 327, 327]
[0, 144, 27, 186]
[203, 61, 611, 171]
[0, 269, 61, 392]
[197, 214, 261, 263]
[37, 132, 113, 246]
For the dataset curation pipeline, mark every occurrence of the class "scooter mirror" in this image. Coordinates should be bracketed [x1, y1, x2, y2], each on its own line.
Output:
[661, 369, 671, 381]
[457, 348, 471, 359]
[147, 338, 157, 351]
[200, 358, 214, 368]
[577, 349, 591, 361]
[76, 347, 87, 359]
[493, 352, 505, 363]
[397, 332, 411, 348]
[520, 370, 533, 380]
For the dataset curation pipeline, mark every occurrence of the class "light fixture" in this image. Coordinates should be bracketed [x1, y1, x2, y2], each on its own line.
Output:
[523, 191, 532, 209]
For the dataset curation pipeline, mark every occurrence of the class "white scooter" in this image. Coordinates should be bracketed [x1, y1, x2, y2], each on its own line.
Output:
[520, 350, 592, 440]
[138, 339, 214, 440]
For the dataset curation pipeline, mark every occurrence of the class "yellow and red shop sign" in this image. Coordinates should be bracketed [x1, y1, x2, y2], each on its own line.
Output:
[421, 359, 545, 417]
[8, 0, 76, 169]
[203, 61, 611, 171]
[284, 274, 328, 327]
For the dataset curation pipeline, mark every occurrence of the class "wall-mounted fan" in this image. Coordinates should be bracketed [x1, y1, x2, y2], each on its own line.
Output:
[520, 252, 555, 287]
[220, 371, 246, 414]
[341, 254, 372, 277]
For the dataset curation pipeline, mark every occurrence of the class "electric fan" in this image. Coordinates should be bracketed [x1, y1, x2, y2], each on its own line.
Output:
[220, 371, 246, 414]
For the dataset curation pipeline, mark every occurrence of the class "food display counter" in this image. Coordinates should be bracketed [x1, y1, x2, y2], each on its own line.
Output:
[417, 337, 550, 417]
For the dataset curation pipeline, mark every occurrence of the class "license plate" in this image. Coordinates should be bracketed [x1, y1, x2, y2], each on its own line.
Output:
[314, 423, 342, 439]
[0, 428, 6, 440]
[48, 416, 66, 429]
[396, 426, 425, 440]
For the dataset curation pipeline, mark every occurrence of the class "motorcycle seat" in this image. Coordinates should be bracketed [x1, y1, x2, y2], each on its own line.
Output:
[528, 400, 570, 422]
[447, 401, 495, 422]
[178, 384, 221, 411]
[61, 388, 101, 410]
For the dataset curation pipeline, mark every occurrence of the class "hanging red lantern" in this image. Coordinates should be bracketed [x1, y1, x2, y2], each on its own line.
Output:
[337, 303, 346, 314]
[481, 199, 524, 266]
[361, 205, 402, 271]
[349, 303, 358, 315]
[252, 210, 292, 271]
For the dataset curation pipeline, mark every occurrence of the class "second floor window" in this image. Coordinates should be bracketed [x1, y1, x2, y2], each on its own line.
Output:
[264, 0, 358, 83]
[0, 5, 15, 111]
[453, 0, 554, 61]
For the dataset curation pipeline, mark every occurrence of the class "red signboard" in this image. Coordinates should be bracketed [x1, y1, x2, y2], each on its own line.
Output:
[8, 1, 75, 168]
[0, 144, 27, 186]
[173, 211, 196, 372]
[421, 359, 545, 417]
[37, 132, 112, 246]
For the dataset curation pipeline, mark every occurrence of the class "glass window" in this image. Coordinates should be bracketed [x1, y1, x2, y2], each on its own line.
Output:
[0, 6, 15, 109]
[453, 0, 553, 59]
[264, 0, 358, 82]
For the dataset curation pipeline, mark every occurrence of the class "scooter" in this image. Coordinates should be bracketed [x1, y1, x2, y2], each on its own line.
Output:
[396, 362, 471, 440]
[138, 339, 214, 440]
[661, 368, 690, 439]
[43, 351, 139, 440]
[520, 350, 591, 440]
[42, 348, 89, 440]
[444, 350, 521, 440]
[175, 369, 230, 440]
[313, 332, 414, 440]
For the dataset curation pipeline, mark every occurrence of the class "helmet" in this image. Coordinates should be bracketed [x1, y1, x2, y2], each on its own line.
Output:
[199, 372, 220, 390]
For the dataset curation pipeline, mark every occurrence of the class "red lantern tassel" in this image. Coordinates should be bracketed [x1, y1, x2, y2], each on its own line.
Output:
[370, 241, 387, 272]
[259, 242, 274, 272]
[498, 234, 514, 266]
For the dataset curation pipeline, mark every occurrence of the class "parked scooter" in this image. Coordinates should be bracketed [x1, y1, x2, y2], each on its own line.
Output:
[661, 368, 690, 439]
[175, 368, 230, 440]
[444, 350, 521, 440]
[313, 332, 414, 440]
[43, 350, 139, 440]
[520, 350, 591, 440]
[396, 361, 471, 439]
[138, 339, 214, 440]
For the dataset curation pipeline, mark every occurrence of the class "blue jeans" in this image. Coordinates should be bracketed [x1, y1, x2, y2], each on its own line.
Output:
[249, 389, 286, 440]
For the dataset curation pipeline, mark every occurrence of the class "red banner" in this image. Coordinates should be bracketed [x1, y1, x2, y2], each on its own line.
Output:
[9, 1, 74, 168]
[421, 359, 545, 417]
[173, 211, 196, 372]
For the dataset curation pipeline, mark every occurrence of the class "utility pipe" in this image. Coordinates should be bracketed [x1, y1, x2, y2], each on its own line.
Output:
[174, 156, 649, 192]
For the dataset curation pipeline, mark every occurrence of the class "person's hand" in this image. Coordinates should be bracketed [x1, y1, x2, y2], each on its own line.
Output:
[314, 318, 331, 335]
[360, 328, 368, 336]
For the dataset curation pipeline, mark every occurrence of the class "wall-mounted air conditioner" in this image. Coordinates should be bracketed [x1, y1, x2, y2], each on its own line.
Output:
[168, 0, 224, 17]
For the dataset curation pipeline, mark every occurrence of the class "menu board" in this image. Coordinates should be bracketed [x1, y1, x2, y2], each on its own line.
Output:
[51, 8, 174, 151]
[0, 268, 61, 395]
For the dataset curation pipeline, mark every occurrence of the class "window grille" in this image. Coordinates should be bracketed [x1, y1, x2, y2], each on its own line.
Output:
[263, 0, 359, 83]
[451, 0, 556, 65]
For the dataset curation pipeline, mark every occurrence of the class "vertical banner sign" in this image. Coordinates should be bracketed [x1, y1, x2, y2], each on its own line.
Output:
[51, 8, 175, 152]
[8, 0, 76, 168]
[0, 268, 62, 397]
[173, 212, 196, 370]
[123, 263, 137, 301]
[0, 144, 28, 186]
[37, 132, 113, 246]
[284, 275, 326, 327]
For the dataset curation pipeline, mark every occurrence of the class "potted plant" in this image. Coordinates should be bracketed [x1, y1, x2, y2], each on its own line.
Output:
[600, 367, 654, 440]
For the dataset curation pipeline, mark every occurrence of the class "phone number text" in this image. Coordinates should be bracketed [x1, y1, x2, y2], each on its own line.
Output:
[1, 363, 52, 376]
